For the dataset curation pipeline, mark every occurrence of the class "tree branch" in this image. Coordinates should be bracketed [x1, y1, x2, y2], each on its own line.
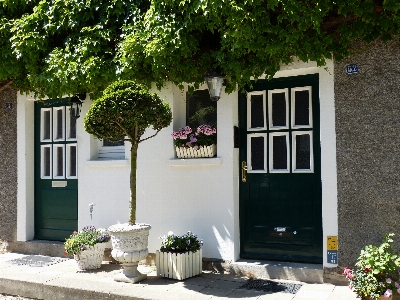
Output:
[139, 129, 162, 143]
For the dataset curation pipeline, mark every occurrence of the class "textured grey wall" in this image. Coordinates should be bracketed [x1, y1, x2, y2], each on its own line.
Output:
[0, 89, 18, 252]
[335, 37, 400, 267]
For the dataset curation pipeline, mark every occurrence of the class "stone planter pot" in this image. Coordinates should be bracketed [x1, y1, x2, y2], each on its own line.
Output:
[156, 249, 202, 280]
[176, 144, 216, 158]
[108, 223, 151, 283]
[74, 242, 107, 270]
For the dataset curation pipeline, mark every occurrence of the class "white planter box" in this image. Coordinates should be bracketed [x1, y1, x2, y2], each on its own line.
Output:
[156, 249, 202, 280]
[176, 144, 216, 158]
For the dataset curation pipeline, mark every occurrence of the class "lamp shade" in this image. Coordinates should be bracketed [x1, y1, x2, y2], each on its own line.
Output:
[204, 70, 224, 101]
[68, 96, 83, 119]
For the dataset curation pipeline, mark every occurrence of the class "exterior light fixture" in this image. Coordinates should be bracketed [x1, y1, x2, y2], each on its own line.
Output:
[204, 69, 225, 101]
[68, 93, 86, 119]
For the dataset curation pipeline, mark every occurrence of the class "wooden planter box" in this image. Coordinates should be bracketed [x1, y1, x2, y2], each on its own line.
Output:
[176, 144, 216, 158]
[156, 249, 202, 280]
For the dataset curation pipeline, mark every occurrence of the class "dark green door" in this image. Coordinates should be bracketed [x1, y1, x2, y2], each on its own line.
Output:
[239, 74, 322, 263]
[34, 99, 78, 241]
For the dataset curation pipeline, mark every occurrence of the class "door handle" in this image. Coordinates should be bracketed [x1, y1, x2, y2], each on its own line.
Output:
[242, 161, 248, 182]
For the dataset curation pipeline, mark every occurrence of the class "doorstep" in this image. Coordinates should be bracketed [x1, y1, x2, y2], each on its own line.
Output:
[203, 258, 325, 284]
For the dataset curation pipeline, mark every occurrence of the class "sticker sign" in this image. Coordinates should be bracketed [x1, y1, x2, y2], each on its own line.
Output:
[327, 236, 338, 250]
[327, 250, 338, 264]
[346, 64, 359, 74]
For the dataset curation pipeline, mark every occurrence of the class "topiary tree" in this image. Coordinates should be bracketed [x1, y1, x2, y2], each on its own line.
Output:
[84, 80, 172, 224]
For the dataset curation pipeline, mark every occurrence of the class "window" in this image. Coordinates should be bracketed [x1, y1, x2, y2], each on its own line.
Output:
[98, 138, 125, 160]
[246, 86, 314, 174]
[186, 90, 217, 128]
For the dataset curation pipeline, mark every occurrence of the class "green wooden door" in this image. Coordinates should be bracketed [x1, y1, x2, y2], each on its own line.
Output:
[239, 74, 322, 263]
[34, 99, 78, 241]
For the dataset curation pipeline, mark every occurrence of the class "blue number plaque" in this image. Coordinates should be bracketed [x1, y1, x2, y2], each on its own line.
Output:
[327, 250, 338, 264]
[346, 64, 359, 74]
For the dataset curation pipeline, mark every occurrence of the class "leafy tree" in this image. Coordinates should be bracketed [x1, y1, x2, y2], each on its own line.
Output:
[1, 0, 399, 96]
[84, 80, 172, 224]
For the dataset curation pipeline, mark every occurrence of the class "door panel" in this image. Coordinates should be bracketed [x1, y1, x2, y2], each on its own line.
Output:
[239, 74, 322, 263]
[34, 99, 78, 241]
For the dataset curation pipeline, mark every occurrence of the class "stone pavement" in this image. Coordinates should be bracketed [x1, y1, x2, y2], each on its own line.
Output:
[0, 253, 358, 300]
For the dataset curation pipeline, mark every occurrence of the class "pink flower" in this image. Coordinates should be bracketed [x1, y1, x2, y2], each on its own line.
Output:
[193, 146, 198, 150]
[397, 288, 400, 295]
[386, 278, 392, 284]
[395, 282, 400, 289]
[384, 289, 392, 298]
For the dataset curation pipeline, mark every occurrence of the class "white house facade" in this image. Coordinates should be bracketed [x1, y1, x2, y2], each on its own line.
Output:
[15, 59, 339, 269]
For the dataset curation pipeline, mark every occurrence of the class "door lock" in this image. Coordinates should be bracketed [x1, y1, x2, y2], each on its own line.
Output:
[242, 161, 248, 182]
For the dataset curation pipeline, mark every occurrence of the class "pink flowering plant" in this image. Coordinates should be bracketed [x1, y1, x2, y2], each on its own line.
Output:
[343, 233, 400, 300]
[172, 124, 216, 149]
[64, 226, 110, 257]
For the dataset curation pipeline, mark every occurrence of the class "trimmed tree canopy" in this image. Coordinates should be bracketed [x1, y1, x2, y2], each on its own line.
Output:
[84, 80, 172, 224]
[1, 0, 399, 96]
[84, 80, 172, 145]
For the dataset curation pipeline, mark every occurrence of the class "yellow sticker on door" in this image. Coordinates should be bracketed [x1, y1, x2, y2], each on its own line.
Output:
[327, 236, 338, 250]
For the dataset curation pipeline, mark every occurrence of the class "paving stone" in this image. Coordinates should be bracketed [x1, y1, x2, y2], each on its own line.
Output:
[258, 292, 295, 300]
[293, 289, 331, 300]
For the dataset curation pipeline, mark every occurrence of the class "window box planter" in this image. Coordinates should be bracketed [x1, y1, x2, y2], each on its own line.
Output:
[156, 249, 202, 280]
[176, 144, 216, 158]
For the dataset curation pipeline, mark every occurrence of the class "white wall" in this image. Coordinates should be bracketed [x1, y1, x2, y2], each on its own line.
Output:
[77, 100, 131, 230]
[16, 60, 337, 267]
[137, 83, 239, 261]
[17, 94, 35, 241]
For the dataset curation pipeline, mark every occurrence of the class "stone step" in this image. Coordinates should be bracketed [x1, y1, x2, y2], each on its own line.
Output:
[203, 258, 325, 284]
[9, 240, 116, 262]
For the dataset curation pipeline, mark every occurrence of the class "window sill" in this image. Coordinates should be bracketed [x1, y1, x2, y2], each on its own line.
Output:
[169, 157, 222, 166]
[85, 159, 129, 168]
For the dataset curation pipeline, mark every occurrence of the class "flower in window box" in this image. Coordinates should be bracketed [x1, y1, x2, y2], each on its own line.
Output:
[172, 125, 217, 158]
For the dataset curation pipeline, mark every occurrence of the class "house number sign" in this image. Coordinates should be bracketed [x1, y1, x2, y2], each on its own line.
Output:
[345, 64, 359, 74]
[327, 236, 338, 264]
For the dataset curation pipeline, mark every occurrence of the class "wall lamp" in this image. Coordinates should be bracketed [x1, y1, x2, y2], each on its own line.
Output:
[68, 93, 86, 119]
[204, 69, 225, 101]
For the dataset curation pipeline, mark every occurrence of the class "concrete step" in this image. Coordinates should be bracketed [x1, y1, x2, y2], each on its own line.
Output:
[9, 240, 65, 257]
[203, 258, 324, 284]
[230, 259, 324, 283]
[10, 243, 330, 285]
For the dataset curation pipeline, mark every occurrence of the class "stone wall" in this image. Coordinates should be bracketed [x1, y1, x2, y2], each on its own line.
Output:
[335, 37, 400, 267]
[0, 88, 18, 252]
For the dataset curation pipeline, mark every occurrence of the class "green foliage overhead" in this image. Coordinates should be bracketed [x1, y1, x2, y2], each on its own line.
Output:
[1, 0, 399, 96]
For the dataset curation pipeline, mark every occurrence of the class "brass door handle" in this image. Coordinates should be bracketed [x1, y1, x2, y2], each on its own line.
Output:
[242, 161, 247, 182]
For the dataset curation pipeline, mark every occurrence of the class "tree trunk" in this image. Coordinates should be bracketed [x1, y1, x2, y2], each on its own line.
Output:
[129, 143, 138, 224]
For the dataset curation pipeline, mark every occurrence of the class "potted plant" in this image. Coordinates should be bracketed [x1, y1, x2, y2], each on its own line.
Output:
[172, 124, 217, 158]
[156, 231, 203, 280]
[84, 80, 172, 282]
[64, 226, 111, 270]
[343, 233, 400, 300]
